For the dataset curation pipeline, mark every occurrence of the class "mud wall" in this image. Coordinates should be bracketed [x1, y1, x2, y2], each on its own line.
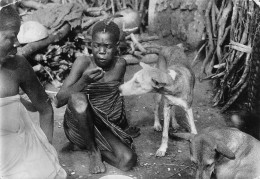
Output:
[148, 0, 208, 48]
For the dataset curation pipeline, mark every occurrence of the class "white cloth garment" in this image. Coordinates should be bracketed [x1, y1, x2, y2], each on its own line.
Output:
[0, 95, 67, 179]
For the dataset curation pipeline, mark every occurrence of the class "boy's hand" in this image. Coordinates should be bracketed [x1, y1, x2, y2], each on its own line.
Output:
[82, 67, 104, 83]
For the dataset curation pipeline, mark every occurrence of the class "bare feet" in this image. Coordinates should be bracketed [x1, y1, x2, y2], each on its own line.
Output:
[89, 149, 106, 174]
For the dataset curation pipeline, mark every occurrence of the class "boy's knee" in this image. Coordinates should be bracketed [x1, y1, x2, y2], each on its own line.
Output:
[119, 150, 137, 171]
[68, 93, 88, 113]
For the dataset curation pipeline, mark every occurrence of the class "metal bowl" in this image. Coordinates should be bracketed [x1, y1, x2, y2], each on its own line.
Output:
[99, 174, 133, 179]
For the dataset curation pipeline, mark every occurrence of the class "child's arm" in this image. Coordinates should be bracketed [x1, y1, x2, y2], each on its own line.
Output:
[18, 56, 54, 144]
[55, 56, 104, 108]
[116, 57, 127, 82]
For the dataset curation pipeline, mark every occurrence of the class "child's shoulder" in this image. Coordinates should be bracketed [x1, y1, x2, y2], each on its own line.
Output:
[112, 57, 126, 76]
[115, 56, 127, 68]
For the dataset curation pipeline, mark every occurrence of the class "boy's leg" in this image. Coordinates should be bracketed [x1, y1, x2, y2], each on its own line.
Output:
[100, 128, 137, 171]
[67, 93, 105, 174]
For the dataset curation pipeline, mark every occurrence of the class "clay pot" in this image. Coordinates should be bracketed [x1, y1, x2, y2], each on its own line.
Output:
[113, 8, 141, 35]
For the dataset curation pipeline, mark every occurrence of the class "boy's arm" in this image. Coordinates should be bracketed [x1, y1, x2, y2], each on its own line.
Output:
[117, 57, 127, 82]
[18, 56, 54, 144]
[55, 57, 89, 108]
[55, 56, 104, 108]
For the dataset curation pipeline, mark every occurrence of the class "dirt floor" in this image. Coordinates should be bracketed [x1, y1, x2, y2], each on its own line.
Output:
[48, 40, 228, 179]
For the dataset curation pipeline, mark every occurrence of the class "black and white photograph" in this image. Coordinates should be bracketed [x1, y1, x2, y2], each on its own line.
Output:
[1, 0, 260, 178]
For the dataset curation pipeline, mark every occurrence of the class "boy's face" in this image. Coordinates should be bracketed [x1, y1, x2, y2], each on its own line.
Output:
[92, 31, 118, 68]
[0, 25, 20, 61]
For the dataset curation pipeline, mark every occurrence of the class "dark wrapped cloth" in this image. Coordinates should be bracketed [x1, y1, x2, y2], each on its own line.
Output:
[64, 81, 134, 152]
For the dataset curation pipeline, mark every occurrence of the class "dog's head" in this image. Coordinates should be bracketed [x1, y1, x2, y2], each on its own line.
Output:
[171, 132, 235, 179]
[119, 62, 173, 96]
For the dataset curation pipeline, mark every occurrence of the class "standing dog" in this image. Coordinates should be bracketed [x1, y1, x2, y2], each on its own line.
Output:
[119, 61, 197, 156]
[171, 127, 260, 179]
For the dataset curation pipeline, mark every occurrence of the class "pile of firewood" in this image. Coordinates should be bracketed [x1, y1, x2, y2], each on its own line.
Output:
[194, 0, 260, 112]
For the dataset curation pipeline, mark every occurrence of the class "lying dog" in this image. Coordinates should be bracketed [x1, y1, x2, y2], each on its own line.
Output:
[119, 61, 197, 157]
[171, 127, 260, 179]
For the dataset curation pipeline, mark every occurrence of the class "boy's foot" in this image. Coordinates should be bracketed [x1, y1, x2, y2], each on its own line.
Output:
[124, 126, 141, 138]
[89, 150, 106, 174]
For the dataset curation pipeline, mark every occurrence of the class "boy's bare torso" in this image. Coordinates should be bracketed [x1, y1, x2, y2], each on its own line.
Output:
[76, 55, 125, 84]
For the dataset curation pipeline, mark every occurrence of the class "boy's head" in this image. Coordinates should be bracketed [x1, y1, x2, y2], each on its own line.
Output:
[91, 20, 120, 68]
[0, 5, 21, 60]
[92, 20, 120, 43]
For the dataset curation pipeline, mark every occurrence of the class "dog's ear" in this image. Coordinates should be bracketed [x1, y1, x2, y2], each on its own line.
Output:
[140, 62, 152, 69]
[169, 132, 195, 142]
[215, 140, 235, 160]
[151, 78, 167, 90]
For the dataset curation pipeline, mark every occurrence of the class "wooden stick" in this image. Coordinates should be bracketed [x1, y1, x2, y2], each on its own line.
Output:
[82, 15, 109, 29]
[111, 0, 115, 14]
[211, 0, 217, 38]
[125, 34, 160, 42]
[122, 0, 127, 9]
[216, 0, 226, 24]
[221, 81, 248, 112]
[130, 33, 147, 53]
[232, 53, 250, 91]
[216, 0, 232, 61]
[231, 0, 239, 36]
[139, 0, 146, 12]
[219, 25, 231, 47]
[115, 0, 122, 10]
[199, 0, 214, 80]
[192, 42, 207, 66]
[20, 0, 45, 9]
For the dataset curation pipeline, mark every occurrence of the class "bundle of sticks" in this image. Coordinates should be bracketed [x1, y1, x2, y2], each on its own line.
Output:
[195, 0, 260, 112]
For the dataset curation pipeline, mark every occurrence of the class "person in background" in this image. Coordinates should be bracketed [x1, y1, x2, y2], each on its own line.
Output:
[55, 19, 139, 174]
[0, 3, 67, 178]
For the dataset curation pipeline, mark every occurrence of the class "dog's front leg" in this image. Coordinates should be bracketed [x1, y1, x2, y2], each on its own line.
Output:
[153, 94, 162, 131]
[185, 108, 197, 134]
[171, 105, 180, 132]
[156, 101, 171, 157]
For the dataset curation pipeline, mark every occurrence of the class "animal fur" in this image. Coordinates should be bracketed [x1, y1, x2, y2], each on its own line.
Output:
[119, 61, 197, 156]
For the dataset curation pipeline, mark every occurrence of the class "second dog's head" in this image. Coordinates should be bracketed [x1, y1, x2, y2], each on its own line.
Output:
[170, 132, 235, 179]
[119, 62, 173, 96]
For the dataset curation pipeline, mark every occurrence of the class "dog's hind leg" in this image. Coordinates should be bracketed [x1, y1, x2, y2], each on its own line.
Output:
[155, 100, 171, 157]
[185, 108, 197, 134]
[153, 94, 162, 131]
